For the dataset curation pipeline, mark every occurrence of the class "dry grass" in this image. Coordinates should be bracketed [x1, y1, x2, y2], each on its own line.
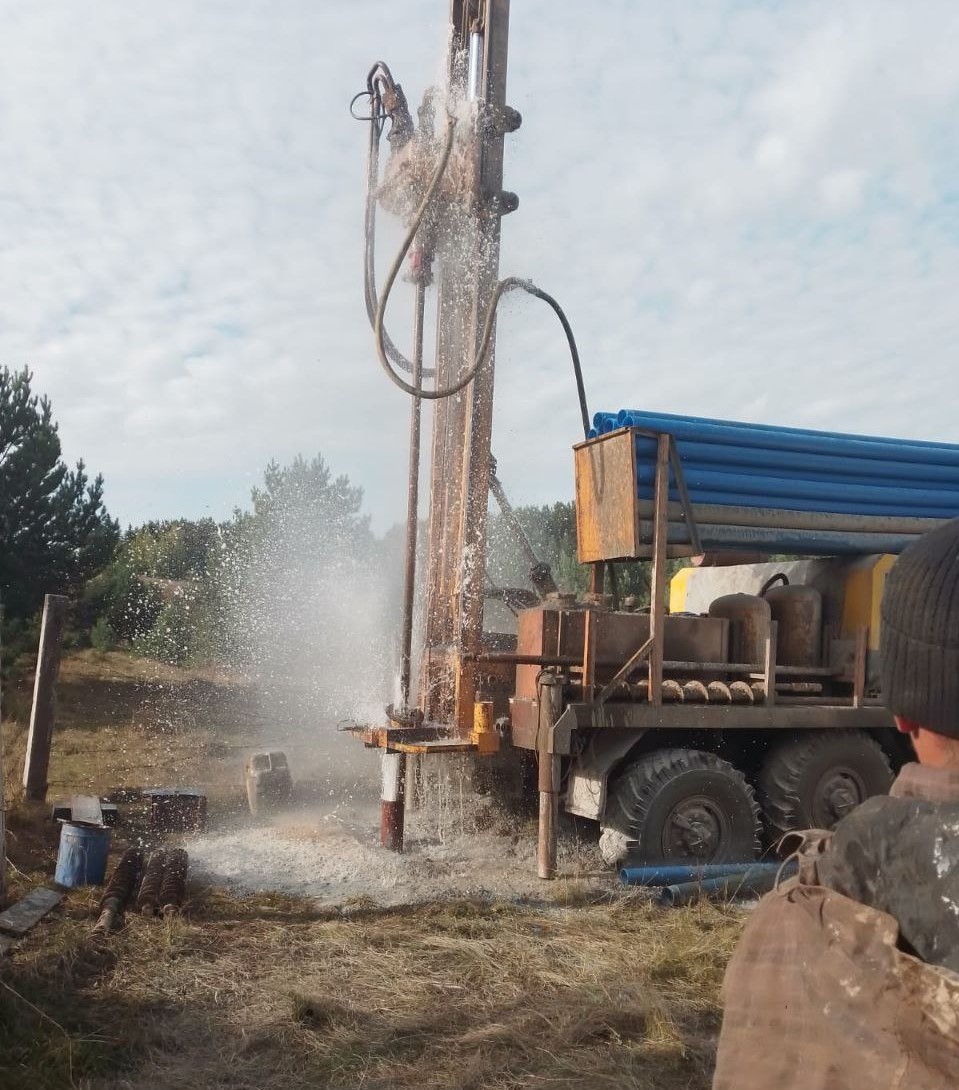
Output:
[2, 883, 741, 1090]
[2, 650, 260, 807]
[0, 652, 745, 1090]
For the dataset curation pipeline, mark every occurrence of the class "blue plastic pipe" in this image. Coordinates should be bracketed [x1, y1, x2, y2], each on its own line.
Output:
[659, 868, 793, 906]
[631, 435, 959, 486]
[619, 862, 782, 887]
[634, 464, 959, 512]
[662, 490, 956, 520]
[641, 484, 959, 520]
[616, 409, 959, 465]
[587, 408, 959, 528]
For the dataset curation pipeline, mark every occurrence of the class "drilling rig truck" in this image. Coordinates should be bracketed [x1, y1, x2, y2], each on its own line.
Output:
[348, 0, 959, 875]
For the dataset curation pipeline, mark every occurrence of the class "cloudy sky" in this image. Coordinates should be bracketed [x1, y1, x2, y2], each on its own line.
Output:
[1, 1, 957, 532]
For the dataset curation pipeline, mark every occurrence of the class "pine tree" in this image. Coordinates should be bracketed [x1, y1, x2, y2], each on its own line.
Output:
[0, 367, 119, 619]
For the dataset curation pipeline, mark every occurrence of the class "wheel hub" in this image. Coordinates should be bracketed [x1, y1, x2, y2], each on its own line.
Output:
[813, 766, 865, 825]
[663, 796, 728, 859]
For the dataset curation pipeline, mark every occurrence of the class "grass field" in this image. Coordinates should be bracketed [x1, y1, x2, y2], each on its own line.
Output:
[0, 652, 744, 1090]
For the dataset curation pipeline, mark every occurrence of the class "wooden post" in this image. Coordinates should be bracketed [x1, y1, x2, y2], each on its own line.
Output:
[0, 603, 6, 908]
[537, 674, 563, 880]
[21, 594, 68, 802]
[648, 434, 671, 705]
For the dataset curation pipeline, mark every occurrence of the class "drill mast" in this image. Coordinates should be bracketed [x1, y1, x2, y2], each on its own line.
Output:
[420, 0, 513, 732]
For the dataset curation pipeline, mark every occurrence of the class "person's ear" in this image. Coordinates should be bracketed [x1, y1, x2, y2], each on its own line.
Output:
[895, 716, 920, 735]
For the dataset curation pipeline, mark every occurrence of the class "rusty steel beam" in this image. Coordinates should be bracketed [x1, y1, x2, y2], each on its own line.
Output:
[647, 436, 671, 705]
[565, 701, 894, 732]
[536, 674, 563, 880]
[468, 651, 582, 668]
[763, 622, 778, 707]
[421, 0, 513, 736]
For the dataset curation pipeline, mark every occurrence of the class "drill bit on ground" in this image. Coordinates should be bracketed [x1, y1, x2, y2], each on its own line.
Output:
[94, 847, 144, 933]
[159, 848, 189, 917]
[137, 849, 167, 916]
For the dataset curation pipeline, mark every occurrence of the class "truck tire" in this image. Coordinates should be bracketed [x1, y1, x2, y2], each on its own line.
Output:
[599, 748, 761, 867]
[758, 730, 894, 839]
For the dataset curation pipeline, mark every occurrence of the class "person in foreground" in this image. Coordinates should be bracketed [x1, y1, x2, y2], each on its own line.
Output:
[712, 518, 959, 1090]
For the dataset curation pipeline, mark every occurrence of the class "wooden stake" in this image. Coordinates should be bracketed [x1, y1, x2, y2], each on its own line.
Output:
[21, 594, 68, 802]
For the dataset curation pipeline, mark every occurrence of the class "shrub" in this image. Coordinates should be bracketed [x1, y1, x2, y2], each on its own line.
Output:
[89, 617, 118, 652]
[134, 594, 195, 666]
[82, 562, 163, 644]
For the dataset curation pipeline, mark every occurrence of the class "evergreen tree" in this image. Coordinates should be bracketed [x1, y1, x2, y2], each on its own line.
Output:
[0, 367, 119, 619]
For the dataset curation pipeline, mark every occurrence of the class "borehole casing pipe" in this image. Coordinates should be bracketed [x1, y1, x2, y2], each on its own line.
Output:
[381, 750, 406, 852]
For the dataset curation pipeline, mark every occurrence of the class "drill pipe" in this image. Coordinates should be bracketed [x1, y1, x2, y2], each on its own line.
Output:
[94, 847, 144, 933]
[137, 850, 167, 916]
[159, 848, 189, 916]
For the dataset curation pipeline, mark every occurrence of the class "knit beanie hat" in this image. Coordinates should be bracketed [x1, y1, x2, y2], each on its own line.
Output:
[880, 517, 959, 738]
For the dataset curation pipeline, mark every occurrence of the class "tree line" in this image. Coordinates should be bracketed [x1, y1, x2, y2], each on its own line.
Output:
[0, 366, 665, 672]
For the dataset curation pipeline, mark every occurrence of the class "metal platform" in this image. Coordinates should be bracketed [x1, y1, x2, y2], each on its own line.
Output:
[347, 722, 478, 755]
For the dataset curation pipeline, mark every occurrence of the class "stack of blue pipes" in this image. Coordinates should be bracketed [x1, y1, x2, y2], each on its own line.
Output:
[588, 409, 959, 556]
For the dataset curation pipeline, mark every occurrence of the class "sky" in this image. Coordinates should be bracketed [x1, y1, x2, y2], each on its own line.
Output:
[1, 1, 958, 532]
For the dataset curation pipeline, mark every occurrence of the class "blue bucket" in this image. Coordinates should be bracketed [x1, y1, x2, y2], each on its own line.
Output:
[54, 822, 112, 887]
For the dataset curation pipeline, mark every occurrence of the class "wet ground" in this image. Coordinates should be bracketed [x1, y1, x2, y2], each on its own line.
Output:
[188, 795, 610, 906]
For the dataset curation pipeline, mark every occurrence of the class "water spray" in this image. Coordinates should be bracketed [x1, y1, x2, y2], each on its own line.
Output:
[350, 1, 591, 854]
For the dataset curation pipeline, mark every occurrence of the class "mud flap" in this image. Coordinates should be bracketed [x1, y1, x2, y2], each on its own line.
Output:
[565, 729, 646, 820]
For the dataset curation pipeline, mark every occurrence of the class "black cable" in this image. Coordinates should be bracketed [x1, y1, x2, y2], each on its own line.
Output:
[360, 77, 436, 379]
[359, 88, 591, 430]
[514, 281, 590, 440]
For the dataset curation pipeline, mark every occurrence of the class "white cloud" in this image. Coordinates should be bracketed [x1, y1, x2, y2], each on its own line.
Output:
[0, 0, 957, 530]
[819, 168, 866, 213]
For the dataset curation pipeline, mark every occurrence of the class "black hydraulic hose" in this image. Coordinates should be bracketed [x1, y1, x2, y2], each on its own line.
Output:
[514, 281, 590, 440]
[361, 90, 591, 436]
[374, 117, 470, 399]
[364, 110, 435, 378]
[375, 115, 592, 418]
